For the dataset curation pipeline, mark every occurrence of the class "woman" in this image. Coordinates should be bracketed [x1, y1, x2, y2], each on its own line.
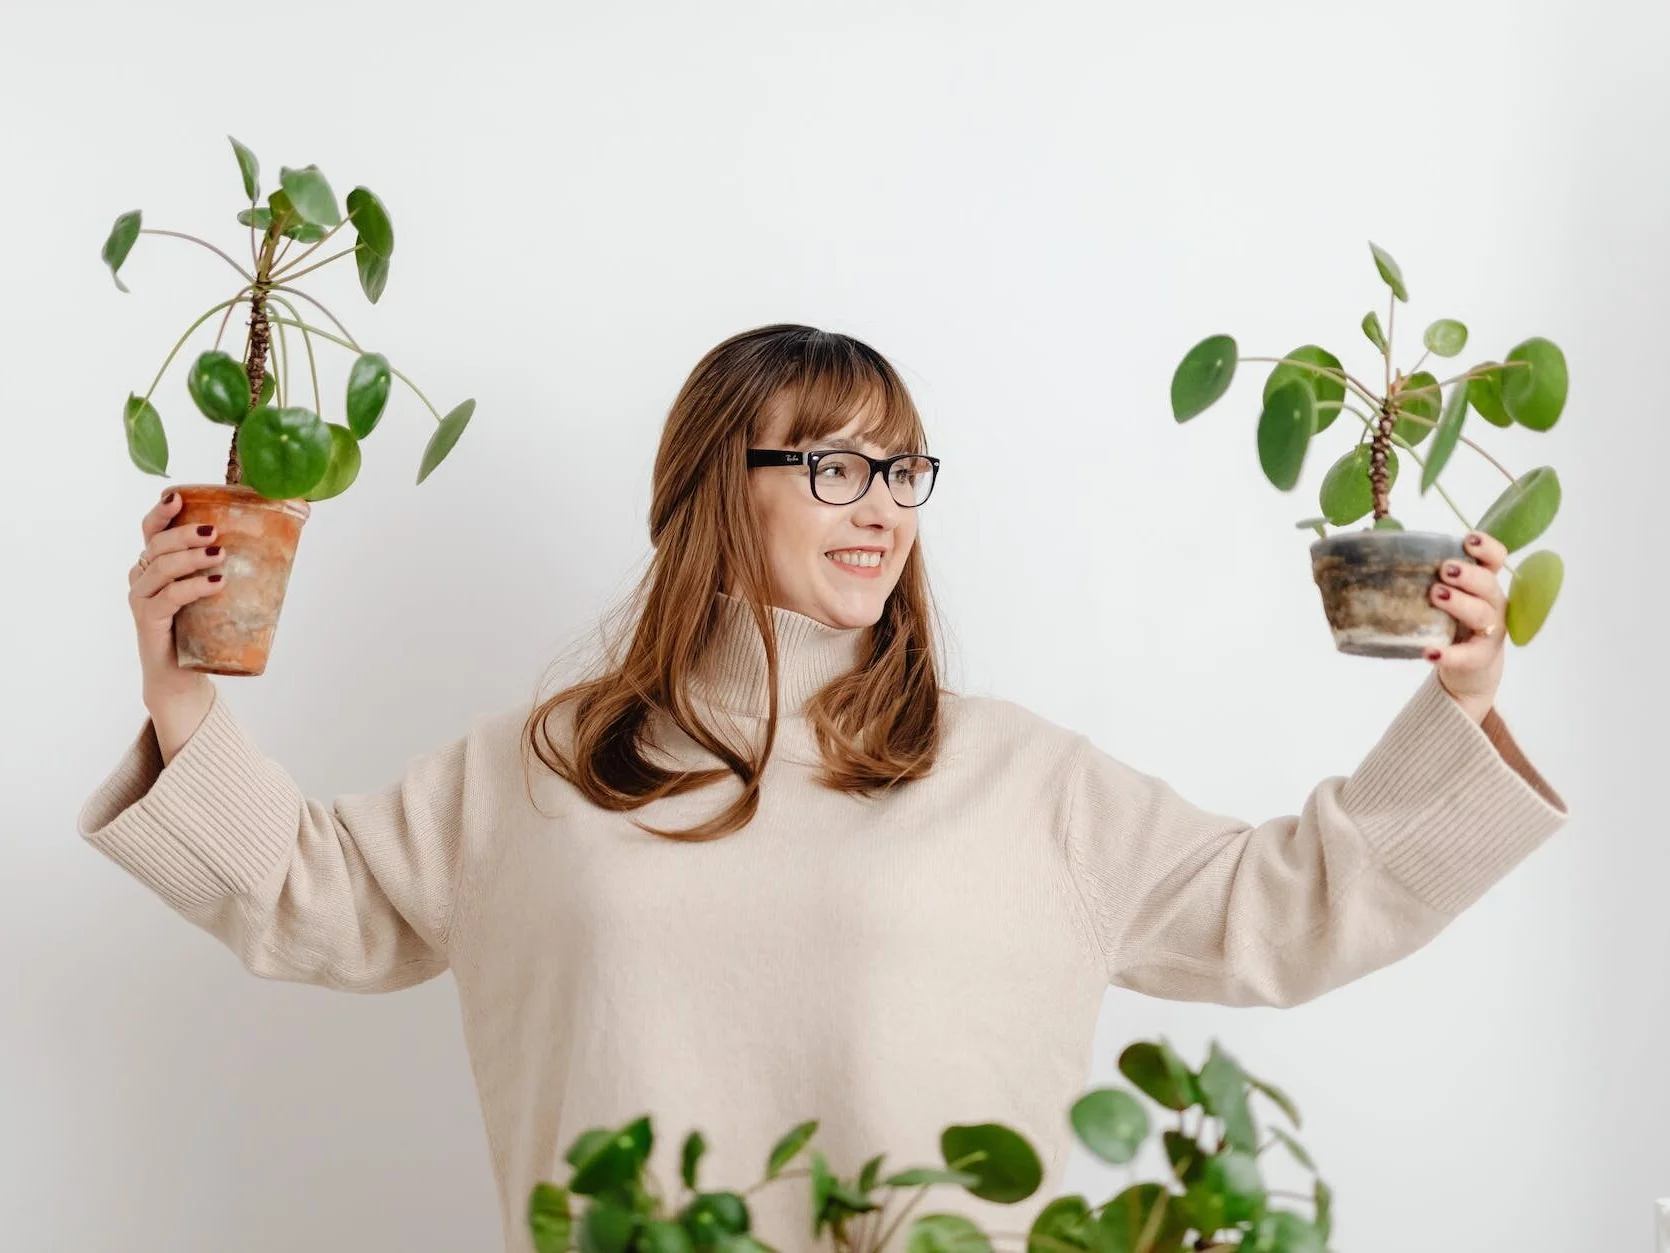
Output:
[79, 324, 1568, 1251]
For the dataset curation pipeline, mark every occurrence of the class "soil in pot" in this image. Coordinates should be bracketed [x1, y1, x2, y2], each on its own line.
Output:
[168, 484, 310, 676]
[1310, 529, 1474, 659]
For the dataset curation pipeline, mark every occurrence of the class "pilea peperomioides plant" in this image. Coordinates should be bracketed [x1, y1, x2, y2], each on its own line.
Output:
[99, 136, 476, 676]
[1169, 242, 1565, 658]
[527, 1038, 1335, 1253]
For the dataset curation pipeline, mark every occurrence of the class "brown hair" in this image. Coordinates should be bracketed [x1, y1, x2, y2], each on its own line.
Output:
[522, 324, 945, 841]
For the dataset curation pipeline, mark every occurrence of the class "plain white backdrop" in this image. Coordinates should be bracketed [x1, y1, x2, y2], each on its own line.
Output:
[2, 0, 1660, 1248]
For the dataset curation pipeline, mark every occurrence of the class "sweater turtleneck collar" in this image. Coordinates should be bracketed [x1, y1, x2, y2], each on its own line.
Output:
[692, 591, 871, 718]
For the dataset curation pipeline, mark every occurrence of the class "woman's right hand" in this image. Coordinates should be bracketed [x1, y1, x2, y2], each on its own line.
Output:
[129, 490, 227, 704]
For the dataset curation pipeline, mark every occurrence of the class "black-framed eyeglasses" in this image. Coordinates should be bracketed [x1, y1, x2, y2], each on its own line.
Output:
[746, 448, 941, 507]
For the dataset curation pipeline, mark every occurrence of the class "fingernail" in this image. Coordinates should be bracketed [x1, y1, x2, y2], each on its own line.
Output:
[197, 525, 214, 536]
[205, 545, 221, 557]
[163, 492, 176, 505]
[1444, 563, 1461, 577]
[1467, 533, 1483, 546]
[1435, 585, 1451, 600]
[1426, 649, 1442, 661]
[208, 574, 223, 583]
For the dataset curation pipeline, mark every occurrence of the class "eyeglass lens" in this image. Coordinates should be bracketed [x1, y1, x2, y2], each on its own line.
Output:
[812, 453, 936, 506]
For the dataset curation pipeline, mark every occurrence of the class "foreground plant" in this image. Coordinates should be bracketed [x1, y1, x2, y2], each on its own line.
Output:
[528, 1038, 1334, 1253]
[101, 135, 474, 501]
[1169, 241, 1565, 646]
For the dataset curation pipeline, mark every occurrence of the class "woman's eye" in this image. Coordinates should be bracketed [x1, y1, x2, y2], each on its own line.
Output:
[819, 463, 849, 478]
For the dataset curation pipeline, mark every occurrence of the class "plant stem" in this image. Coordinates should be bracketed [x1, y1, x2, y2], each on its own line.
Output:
[1376, 410, 1518, 483]
[270, 284, 363, 351]
[742, 1169, 809, 1198]
[270, 217, 349, 280]
[266, 296, 321, 418]
[211, 286, 256, 353]
[266, 314, 443, 421]
[138, 229, 254, 283]
[1402, 359, 1532, 401]
[142, 296, 253, 406]
[1238, 357, 1381, 409]
[272, 316, 289, 408]
[1385, 293, 1395, 394]
[870, 1185, 932, 1252]
[271, 245, 356, 285]
[1410, 348, 1430, 377]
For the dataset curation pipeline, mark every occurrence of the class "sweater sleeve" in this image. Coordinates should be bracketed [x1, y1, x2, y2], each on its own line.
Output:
[75, 682, 476, 994]
[1061, 669, 1569, 1008]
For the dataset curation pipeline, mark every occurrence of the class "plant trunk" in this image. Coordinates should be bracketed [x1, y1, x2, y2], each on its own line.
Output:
[1369, 399, 1395, 520]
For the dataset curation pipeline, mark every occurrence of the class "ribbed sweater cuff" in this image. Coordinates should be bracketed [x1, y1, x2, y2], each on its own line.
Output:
[1342, 669, 1569, 916]
[76, 685, 301, 914]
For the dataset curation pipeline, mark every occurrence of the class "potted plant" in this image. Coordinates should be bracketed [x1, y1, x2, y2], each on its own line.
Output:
[1169, 242, 1565, 657]
[527, 1037, 1334, 1252]
[101, 136, 476, 676]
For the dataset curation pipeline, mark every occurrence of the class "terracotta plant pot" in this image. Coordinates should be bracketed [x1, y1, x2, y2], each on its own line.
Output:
[1309, 529, 1475, 659]
[168, 484, 311, 676]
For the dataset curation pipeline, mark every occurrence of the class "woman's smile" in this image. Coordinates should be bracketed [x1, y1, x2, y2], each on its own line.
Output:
[824, 547, 886, 577]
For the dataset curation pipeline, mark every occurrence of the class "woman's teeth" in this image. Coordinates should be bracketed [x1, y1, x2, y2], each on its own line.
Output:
[826, 550, 882, 568]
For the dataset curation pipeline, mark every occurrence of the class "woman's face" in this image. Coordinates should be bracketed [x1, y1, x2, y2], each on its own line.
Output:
[744, 399, 919, 630]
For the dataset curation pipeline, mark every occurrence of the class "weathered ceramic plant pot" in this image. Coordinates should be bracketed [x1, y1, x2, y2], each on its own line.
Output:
[1310, 529, 1473, 658]
[169, 484, 310, 676]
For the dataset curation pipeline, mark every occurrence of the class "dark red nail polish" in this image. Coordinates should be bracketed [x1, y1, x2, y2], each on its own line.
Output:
[1467, 533, 1482, 546]
[197, 525, 214, 536]
[163, 492, 176, 505]
[208, 574, 223, 583]
[205, 545, 221, 557]
[1435, 586, 1451, 599]
[1426, 649, 1442, 661]
[1445, 563, 1460, 577]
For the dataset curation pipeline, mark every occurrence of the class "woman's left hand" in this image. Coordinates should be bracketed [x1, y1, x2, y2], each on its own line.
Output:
[1427, 530, 1508, 725]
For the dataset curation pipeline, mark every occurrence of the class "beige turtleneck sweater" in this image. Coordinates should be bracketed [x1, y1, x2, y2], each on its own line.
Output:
[77, 591, 1568, 1250]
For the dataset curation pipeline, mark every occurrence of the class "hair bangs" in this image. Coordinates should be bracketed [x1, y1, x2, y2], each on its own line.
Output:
[778, 336, 926, 456]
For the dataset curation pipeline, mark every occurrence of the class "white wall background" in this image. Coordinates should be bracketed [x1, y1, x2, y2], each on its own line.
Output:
[3, 0, 1660, 1248]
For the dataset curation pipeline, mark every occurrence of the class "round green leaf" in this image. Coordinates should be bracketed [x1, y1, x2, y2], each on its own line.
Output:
[679, 1192, 749, 1247]
[1393, 371, 1440, 445]
[346, 351, 392, 438]
[256, 369, 276, 409]
[1171, 334, 1237, 422]
[1162, 1132, 1206, 1186]
[1361, 310, 1388, 354]
[1467, 363, 1513, 427]
[1320, 445, 1399, 526]
[103, 210, 142, 292]
[566, 1128, 613, 1168]
[528, 1183, 572, 1253]
[1476, 466, 1561, 552]
[302, 423, 362, 502]
[1243, 1211, 1326, 1253]
[1263, 345, 1345, 433]
[237, 206, 273, 233]
[268, 189, 330, 242]
[417, 398, 475, 484]
[1197, 1150, 1267, 1224]
[1257, 379, 1315, 491]
[1070, 1088, 1149, 1165]
[765, 1121, 817, 1179]
[347, 186, 394, 258]
[1501, 336, 1567, 431]
[1117, 1040, 1197, 1111]
[1028, 1196, 1092, 1253]
[356, 240, 390, 304]
[229, 135, 259, 202]
[278, 163, 341, 226]
[1422, 318, 1468, 357]
[1198, 1043, 1258, 1154]
[123, 393, 168, 475]
[1296, 517, 1329, 538]
[940, 1123, 1041, 1204]
[906, 1214, 992, 1253]
[1507, 550, 1563, 645]
[570, 1118, 653, 1196]
[1098, 1183, 1187, 1253]
[579, 1204, 638, 1253]
[681, 1131, 706, 1192]
[187, 350, 252, 425]
[237, 405, 332, 499]
[639, 1220, 695, 1253]
[1369, 240, 1408, 301]
[1421, 378, 1470, 494]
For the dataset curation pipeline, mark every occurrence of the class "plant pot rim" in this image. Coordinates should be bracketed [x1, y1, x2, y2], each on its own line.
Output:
[1309, 528, 1464, 558]
[173, 482, 312, 520]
